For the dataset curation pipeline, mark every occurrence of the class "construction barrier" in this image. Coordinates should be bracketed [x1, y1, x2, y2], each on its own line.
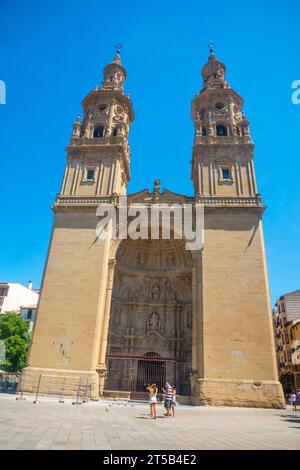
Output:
[16, 373, 95, 404]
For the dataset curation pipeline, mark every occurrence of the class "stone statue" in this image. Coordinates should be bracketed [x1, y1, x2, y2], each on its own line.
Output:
[136, 252, 147, 267]
[151, 282, 160, 300]
[148, 312, 160, 330]
[153, 178, 160, 195]
[165, 252, 176, 267]
[165, 280, 177, 302]
[72, 116, 81, 138]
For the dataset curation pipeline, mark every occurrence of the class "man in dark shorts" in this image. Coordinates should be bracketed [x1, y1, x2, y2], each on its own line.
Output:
[162, 381, 173, 417]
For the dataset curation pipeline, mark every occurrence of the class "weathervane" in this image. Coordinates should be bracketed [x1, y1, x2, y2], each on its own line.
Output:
[115, 43, 123, 54]
[208, 40, 215, 53]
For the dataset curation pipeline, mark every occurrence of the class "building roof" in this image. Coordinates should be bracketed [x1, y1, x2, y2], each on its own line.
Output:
[279, 289, 300, 300]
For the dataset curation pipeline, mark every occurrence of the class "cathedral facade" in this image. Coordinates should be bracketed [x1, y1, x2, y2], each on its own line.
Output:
[21, 49, 285, 407]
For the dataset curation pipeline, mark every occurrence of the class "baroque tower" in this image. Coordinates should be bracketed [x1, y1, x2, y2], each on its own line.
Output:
[191, 47, 257, 200]
[62, 48, 134, 199]
[22, 50, 134, 395]
[21, 49, 284, 408]
[189, 48, 283, 406]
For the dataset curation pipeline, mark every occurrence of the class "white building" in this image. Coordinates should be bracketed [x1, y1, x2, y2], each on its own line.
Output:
[0, 282, 39, 314]
[20, 305, 37, 333]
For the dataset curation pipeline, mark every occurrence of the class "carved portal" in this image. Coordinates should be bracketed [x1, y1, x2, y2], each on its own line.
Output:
[105, 238, 193, 395]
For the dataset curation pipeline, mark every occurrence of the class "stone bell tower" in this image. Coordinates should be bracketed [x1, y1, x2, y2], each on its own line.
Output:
[191, 47, 257, 200]
[21, 50, 134, 396]
[189, 48, 284, 407]
[62, 48, 134, 198]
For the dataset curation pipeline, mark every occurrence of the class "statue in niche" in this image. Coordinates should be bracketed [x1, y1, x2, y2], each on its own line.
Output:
[165, 252, 176, 268]
[128, 284, 144, 302]
[148, 312, 160, 331]
[165, 280, 177, 302]
[136, 252, 147, 268]
[151, 282, 160, 300]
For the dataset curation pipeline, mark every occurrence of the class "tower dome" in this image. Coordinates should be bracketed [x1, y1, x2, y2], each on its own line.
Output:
[201, 48, 228, 90]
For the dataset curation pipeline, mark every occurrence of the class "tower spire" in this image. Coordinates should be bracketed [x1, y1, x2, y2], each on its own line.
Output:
[101, 47, 127, 93]
[112, 43, 122, 65]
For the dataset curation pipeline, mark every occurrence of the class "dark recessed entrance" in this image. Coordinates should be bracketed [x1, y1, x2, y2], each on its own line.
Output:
[136, 358, 166, 392]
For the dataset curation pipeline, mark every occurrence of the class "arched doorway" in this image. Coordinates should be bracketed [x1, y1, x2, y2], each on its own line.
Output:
[104, 238, 193, 396]
[136, 353, 166, 392]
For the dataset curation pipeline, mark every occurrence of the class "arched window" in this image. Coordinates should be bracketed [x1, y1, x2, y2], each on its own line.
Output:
[202, 127, 207, 136]
[112, 127, 118, 137]
[144, 352, 161, 358]
[216, 125, 228, 136]
[215, 102, 225, 110]
[94, 126, 104, 138]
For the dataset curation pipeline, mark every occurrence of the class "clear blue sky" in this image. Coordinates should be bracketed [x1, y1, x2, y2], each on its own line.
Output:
[0, 0, 299, 305]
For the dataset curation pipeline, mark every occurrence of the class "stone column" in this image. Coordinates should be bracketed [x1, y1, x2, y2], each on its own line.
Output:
[97, 259, 116, 396]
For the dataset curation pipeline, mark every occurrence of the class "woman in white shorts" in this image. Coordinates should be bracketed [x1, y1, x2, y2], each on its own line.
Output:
[147, 383, 158, 419]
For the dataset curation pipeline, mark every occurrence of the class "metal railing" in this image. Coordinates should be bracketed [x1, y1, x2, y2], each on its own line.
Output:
[16, 374, 96, 404]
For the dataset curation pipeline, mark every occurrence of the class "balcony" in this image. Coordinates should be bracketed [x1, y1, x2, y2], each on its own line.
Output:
[69, 135, 129, 149]
[194, 134, 253, 146]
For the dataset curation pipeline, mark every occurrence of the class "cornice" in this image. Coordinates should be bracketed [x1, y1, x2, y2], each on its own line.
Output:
[53, 193, 264, 212]
[52, 194, 118, 213]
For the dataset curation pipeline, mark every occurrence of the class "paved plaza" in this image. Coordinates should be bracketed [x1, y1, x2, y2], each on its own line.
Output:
[0, 394, 299, 450]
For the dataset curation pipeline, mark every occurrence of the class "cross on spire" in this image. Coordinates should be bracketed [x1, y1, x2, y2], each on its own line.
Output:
[208, 40, 215, 54]
[115, 43, 123, 54]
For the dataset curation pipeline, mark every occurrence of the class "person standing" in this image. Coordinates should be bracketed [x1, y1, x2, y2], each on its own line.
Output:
[296, 389, 300, 411]
[162, 381, 173, 417]
[171, 386, 177, 418]
[290, 391, 297, 411]
[147, 383, 158, 419]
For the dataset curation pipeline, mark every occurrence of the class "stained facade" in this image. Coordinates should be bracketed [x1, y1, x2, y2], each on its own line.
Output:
[21, 48, 285, 407]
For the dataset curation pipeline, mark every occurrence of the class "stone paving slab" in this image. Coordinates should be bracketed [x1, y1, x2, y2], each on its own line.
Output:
[0, 394, 299, 450]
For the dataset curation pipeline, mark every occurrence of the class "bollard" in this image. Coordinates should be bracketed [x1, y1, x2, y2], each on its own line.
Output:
[33, 374, 42, 404]
[72, 378, 82, 405]
[59, 377, 66, 403]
